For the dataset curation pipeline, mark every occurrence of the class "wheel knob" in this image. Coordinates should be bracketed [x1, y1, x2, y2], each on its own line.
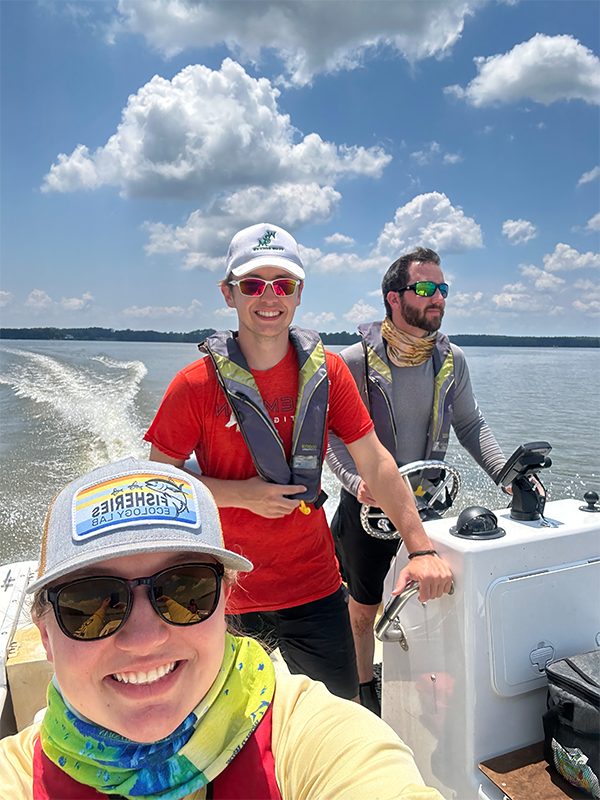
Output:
[581, 491, 600, 513]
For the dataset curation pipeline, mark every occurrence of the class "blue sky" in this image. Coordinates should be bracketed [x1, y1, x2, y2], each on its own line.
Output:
[1, 0, 599, 336]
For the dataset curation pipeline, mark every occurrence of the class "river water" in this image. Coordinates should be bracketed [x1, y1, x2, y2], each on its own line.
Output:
[1, 340, 598, 565]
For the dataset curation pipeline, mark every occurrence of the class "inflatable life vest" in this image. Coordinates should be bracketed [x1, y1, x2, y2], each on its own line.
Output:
[358, 321, 455, 462]
[32, 706, 281, 800]
[199, 327, 329, 506]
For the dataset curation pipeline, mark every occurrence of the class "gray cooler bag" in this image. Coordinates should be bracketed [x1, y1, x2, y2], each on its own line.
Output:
[543, 650, 600, 798]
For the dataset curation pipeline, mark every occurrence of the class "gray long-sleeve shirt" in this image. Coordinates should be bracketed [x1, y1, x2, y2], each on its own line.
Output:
[326, 340, 506, 497]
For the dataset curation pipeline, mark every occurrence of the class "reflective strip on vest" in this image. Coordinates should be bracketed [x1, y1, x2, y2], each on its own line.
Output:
[358, 321, 455, 463]
[199, 327, 329, 504]
[428, 343, 454, 460]
[360, 324, 396, 457]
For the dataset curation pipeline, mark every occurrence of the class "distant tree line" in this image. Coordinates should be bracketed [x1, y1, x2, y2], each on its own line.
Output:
[0, 327, 217, 343]
[448, 335, 599, 349]
[319, 331, 361, 344]
[0, 327, 597, 348]
[0, 327, 363, 345]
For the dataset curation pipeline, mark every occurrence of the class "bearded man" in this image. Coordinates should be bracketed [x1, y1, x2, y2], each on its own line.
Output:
[327, 247, 506, 715]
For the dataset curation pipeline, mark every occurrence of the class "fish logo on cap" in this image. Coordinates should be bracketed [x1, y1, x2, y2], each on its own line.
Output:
[73, 472, 199, 541]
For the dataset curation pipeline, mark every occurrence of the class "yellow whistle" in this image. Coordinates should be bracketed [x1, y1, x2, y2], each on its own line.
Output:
[299, 501, 311, 515]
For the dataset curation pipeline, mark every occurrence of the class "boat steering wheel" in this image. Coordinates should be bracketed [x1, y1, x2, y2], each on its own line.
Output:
[360, 459, 461, 540]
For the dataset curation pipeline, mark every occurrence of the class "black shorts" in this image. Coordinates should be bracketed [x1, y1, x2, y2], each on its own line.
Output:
[331, 488, 402, 606]
[231, 586, 358, 700]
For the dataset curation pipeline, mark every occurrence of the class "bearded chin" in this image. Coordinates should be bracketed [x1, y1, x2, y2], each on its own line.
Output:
[421, 311, 444, 333]
[400, 298, 444, 333]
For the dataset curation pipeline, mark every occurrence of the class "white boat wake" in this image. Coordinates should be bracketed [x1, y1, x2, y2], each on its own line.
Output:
[0, 347, 148, 466]
[0, 347, 150, 561]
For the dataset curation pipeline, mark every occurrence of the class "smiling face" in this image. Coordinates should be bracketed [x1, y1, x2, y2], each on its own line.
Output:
[387, 261, 446, 337]
[221, 266, 303, 348]
[36, 551, 228, 742]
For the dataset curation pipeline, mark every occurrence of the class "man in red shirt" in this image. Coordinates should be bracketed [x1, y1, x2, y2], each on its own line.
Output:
[146, 222, 452, 703]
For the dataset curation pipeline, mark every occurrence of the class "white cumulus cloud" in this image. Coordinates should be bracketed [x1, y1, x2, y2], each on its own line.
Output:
[25, 290, 54, 310]
[445, 33, 600, 107]
[574, 278, 600, 297]
[573, 299, 600, 316]
[117, 0, 485, 87]
[410, 141, 440, 166]
[42, 59, 390, 200]
[22, 289, 94, 315]
[491, 282, 562, 314]
[301, 311, 337, 327]
[492, 289, 534, 311]
[343, 300, 379, 323]
[0, 291, 14, 307]
[144, 183, 341, 270]
[502, 282, 527, 293]
[447, 291, 484, 317]
[519, 264, 565, 291]
[543, 243, 600, 272]
[585, 212, 600, 232]
[214, 307, 238, 318]
[61, 292, 94, 311]
[297, 192, 483, 275]
[123, 299, 202, 318]
[443, 152, 463, 164]
[409, 142, 463, 167]
[577, 166, 600, 186]
[452, 291, 483, 308]
[299, 246, 388, 274]
[325, 233, 355, 245]
[502, 218, 538, 245]
[373, 192, 483, 258]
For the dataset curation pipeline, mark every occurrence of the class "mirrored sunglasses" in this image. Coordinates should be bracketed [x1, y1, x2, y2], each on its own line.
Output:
[398, 281, 449, 298]
[44, 562, 224, 641]
[229, 278, 300, 297]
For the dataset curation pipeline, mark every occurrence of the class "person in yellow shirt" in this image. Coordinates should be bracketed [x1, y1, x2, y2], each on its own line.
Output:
[0, 458, 443, 800]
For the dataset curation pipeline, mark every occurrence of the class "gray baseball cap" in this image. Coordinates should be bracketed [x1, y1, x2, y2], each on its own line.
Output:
[28, 458, 253, 593]
[224, 222, 305, 281]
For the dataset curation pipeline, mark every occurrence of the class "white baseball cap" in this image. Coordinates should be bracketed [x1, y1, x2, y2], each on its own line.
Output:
[224, 223, 305, 281]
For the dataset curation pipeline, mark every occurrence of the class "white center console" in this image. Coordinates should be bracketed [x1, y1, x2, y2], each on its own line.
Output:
[381, 499, 600, 799]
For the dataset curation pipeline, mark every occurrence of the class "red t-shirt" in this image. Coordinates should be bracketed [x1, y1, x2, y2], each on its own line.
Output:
[144, 342, 373, 613]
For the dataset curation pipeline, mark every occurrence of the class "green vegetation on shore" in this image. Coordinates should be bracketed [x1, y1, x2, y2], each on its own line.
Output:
[0, 327, 216, 343]
[0, 327, 598, 348]
[448, 334, 599, 349]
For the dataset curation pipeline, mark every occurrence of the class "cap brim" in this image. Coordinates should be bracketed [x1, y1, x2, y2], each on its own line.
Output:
[27, 535, 253, 594]
[228, 256, 305, 281]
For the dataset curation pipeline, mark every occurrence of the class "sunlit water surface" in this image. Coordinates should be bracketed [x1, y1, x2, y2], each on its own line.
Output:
[1, 341, 598, 564]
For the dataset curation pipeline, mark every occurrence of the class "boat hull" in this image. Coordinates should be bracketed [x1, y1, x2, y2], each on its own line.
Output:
[382, 498, 600, 799]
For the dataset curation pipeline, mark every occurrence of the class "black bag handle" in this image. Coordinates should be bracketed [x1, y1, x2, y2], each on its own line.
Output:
[565, 657, 600, 689]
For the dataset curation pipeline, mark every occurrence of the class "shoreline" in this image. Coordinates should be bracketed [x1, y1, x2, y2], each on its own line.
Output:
[1, 328, 599, 348]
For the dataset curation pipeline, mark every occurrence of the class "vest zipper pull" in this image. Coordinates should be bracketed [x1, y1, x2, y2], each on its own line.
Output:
[299, 501, 311, 515]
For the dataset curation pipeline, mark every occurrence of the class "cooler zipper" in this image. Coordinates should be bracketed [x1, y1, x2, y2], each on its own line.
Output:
[548, 665, 600, 708]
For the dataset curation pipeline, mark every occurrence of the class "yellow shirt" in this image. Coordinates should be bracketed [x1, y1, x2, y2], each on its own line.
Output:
[0, 670, 443, 800]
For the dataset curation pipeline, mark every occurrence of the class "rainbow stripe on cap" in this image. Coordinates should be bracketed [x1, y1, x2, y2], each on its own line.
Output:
[73, 472, 199, 540]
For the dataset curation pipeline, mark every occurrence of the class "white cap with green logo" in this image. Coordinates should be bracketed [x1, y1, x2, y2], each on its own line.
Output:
[225, 222, 305, 281]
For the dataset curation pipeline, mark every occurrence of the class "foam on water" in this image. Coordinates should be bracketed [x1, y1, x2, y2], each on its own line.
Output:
[1, 347, 148, 464]
[0, 346, 150, 561]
